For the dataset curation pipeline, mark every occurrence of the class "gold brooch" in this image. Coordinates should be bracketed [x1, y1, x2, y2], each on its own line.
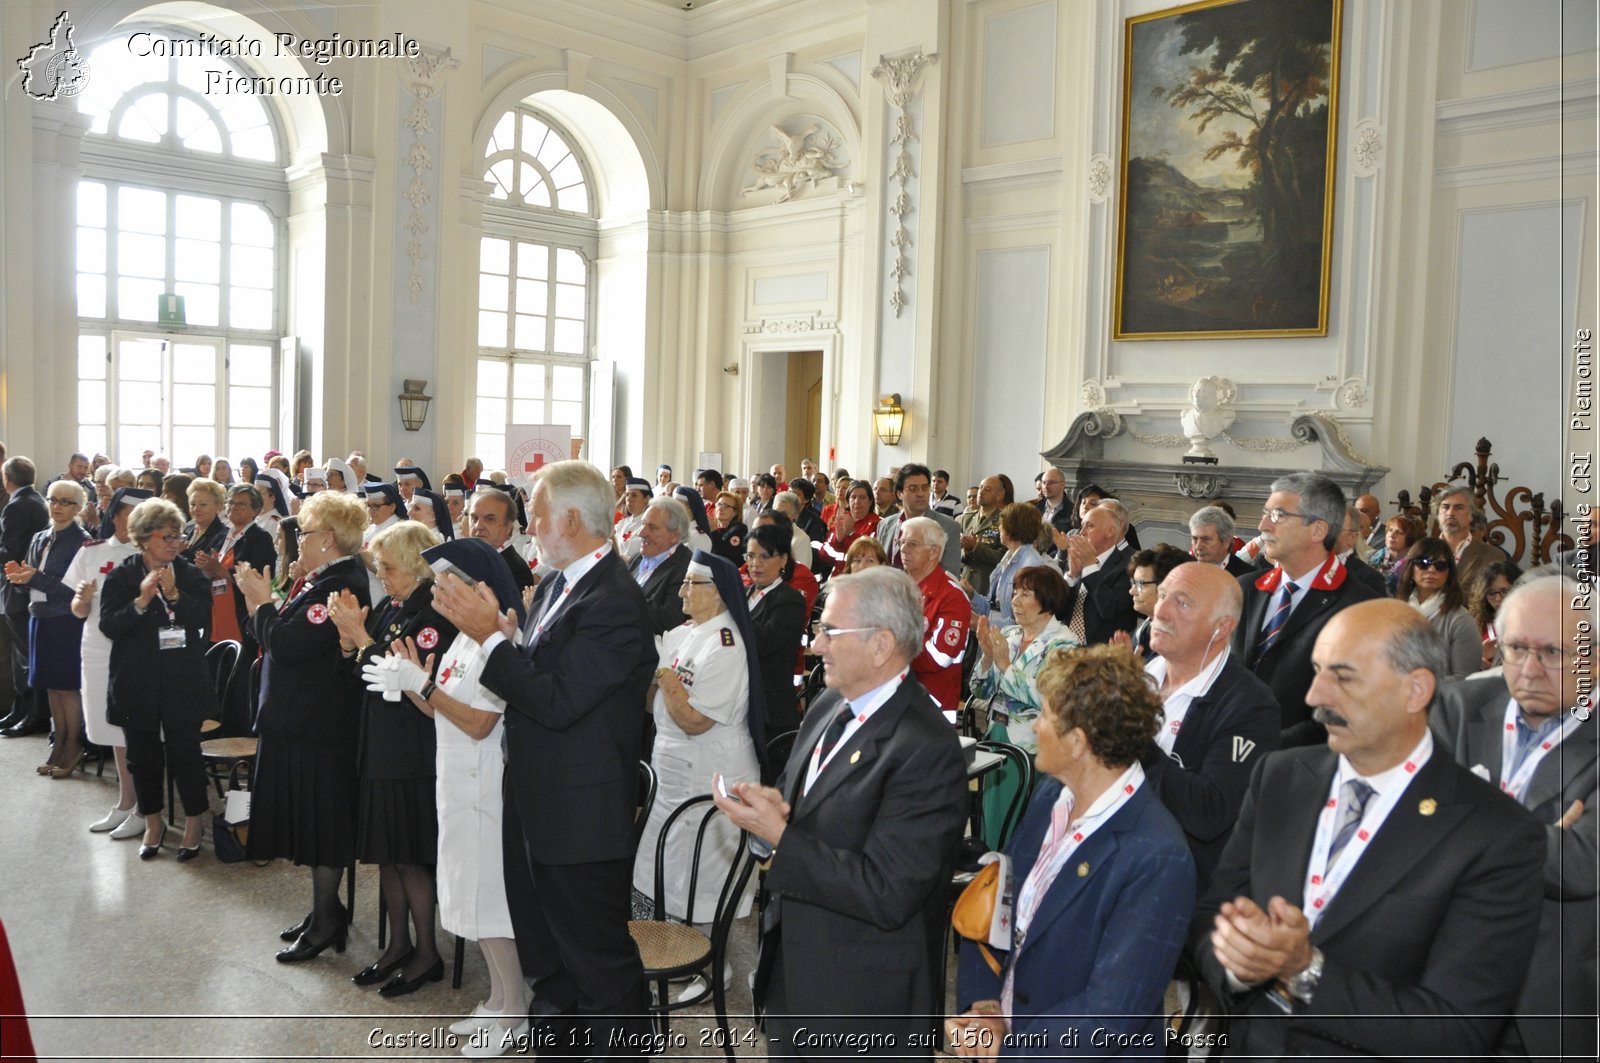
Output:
[849, 750, 861, 764]
[1418, 798, 1437, 816]
[1076, 862, 1089, 877]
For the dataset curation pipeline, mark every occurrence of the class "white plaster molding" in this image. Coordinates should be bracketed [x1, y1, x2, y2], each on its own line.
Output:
[1080, 379, 1105, 407]
[871, 49, 937, 318]
[1087, 153, 1113, 204]
[1435, 151, 1600, 188]
[742, 315, 839, 335]
[1435, 79, 1600, 137]
[400, 48, 459, 303]
[1335, 376, 1369, 410]
[1221, 432, 1310, 454]
[1127, 428, 1187, 449]
[740, 121, 849, 203]
[1350, 119, 1383, 178]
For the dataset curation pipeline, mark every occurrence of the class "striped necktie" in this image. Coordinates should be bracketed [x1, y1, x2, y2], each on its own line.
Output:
[1325, 779, 1374, 872]
[1256, 581, 1300, 657]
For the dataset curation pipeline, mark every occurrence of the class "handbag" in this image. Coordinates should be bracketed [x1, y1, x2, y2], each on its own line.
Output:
[213, 760, 253, 864]
[951, 852, 1014, 976]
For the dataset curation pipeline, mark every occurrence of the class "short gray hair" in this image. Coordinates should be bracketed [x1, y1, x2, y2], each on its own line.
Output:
[1269, 472, 1345, 550]
[229, 483, 263, 512]
[901, 514, 947, 549]
[1094, 499, 1129, 534]
[534, 461, 615, 540]
[1189, 505, 1234, 541]
[774, 490, 801, 518]
[830, 566, 926, 665]
[128, 498, 184, 546]
[645, 495, 690, 543]
[1383, 612, 1450, 680]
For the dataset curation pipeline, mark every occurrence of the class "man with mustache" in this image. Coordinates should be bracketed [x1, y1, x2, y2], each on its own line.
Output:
[1232, 473, 1380, 746]
[1194, 599, 1546, 1058]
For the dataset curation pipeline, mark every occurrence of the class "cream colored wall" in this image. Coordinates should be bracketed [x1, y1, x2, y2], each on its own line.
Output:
[0, 0, 1593, 514]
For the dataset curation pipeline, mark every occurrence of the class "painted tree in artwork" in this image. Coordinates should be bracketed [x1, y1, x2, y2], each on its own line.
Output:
[1157, 0, 1333, 277]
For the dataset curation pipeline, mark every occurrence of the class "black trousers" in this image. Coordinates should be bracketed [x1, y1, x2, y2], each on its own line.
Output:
[502, 792, 649, 1056]
[3, 610, 33, 723]
[125, 720, 207, 818]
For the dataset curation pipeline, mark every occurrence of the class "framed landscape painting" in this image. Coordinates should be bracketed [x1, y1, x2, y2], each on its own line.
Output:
[1114, 0, 1343, 340]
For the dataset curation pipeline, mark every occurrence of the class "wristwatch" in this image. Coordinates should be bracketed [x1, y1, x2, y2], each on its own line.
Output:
[1279, 947, 1325, 1004]
[420, 679, 437, 701]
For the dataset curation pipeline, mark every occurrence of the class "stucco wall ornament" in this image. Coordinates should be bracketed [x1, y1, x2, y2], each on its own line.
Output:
[400, 47, 459, 302]
[1180, 376, 1237, 462]
[872, 49, 937, 317]
[742, 123, 849, 203]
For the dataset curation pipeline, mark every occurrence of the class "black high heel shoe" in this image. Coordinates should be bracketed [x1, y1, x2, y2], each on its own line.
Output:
[275, 923, 348, 963]
[279, 913, 312, 941]
[352, 949, 415, 987]
[378, 957, 445, 998]
[138, 825, 168, 860]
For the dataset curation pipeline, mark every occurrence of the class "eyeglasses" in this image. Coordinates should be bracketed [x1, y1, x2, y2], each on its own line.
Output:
[366, 502, 391, 511]
[1130, 579, 1154, 591]
[297, 528, 326, 541]
[1486, 587, 1510, 601]
[681, 578, 715, 588]
[1264, 508, 1309, 525]
[1501, 642, 1564, 669]
[900, 540, 935, 551]
[47, 498, 80, 507]
[811, 622, 883, 641]
[1411, 557, 1452, 571]
[156, 533, 183, 545]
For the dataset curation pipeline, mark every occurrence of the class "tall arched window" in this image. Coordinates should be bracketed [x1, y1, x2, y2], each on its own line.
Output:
[474, 106, 596, 463]
[73, 36, 285, 463]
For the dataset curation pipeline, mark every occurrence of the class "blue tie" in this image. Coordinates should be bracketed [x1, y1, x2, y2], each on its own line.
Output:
[1324, 779, 1374, 873]
[1257, 581, 1299, 657]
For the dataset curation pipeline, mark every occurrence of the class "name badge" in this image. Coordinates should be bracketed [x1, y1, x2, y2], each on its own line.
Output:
[158, 625, 187, 651]
[211, 579, 229, 598]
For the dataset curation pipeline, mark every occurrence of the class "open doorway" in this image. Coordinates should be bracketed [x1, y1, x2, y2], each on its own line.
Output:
[784, 351, 824, 473]
[748, 348, 823, 474]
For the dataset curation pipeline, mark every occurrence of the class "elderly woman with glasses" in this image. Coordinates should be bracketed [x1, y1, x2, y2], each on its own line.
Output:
[1397, 537, 1480, 680]
[98, 498, 215, 859]
[633, 551, 765, 933]
[181, 477, 229, 565]
[5, 480, 91, 777]
[235, 491, 372, 962]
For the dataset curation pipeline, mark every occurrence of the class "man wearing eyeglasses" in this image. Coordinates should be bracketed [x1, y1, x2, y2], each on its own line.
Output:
[898, 516, 970, 715]
[1233, 473, 1380, 747]
[1430, 572, 1598, 1060]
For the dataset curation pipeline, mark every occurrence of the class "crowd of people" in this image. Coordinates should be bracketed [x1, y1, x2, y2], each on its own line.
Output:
[0, 441, 1592, 1060]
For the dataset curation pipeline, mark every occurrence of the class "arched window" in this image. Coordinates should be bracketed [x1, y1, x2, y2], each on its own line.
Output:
[474, 106, 596, 463]
[73, 36, 285, 464]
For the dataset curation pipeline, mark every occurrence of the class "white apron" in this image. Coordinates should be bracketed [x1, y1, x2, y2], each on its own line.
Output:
[65, 537, 139, 747]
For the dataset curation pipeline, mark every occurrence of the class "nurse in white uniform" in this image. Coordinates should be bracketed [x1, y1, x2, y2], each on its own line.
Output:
[632, 550, 766, 927]
[66, 487, 148, 836]
[372, 537, 531, 1058]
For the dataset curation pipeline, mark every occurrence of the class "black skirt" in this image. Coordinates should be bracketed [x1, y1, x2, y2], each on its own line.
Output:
[247, 729, 357, 868]
[357, 777, 438, 866]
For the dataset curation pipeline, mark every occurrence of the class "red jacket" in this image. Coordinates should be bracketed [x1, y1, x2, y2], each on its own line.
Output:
[913, 566, 970, 711]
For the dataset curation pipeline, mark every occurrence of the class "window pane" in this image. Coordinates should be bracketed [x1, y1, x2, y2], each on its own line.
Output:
[514, 314, 544, 350]
[175, 98, 221, 153]
[229, 429, 272, 461]
[76, 274, 106, 318]
[561, 184, 589, 215]
[230, 203, 274, 247]
[172, 427, 214, 462]
[78, 182, 106, 228]
[118, 187, 167, 234]
[486, 160, 515, 200]
[117, 97, 165, 143]
[490, 113, 515, 153]
[228, 345, 273, 387]
[79, 427, 107, 460]
[556, 249, 585, 284]
[555, 282, 585, 319]
[477, 311, 507, 348]
[231, 125, 276, 162]
[553, 318, 585, 355]
[527, 176, 551, 208]
[117, 277, 164, 321]
[175, 196, 221, 239]
[172, 383, 215, 421]
[535, 134, 568, 171]
[229, 287, 273, 330]
[171, 344, 216, 383]
[551, 365, 585, 401]
[520, 115, 550, 153]
[120, 428, 161, 465]
[174, 282, 219, 327]
[517, 245, 547, 279]
[512, 362, 545, 398]
[77, 227, 107, 273]
[511, 399, 543, 423]
[229, 385, 272, 428]
[78, 335, 107, 380]
[551, 401, 583, 434]
[476, 397, 505, 430]
[476, 359, 508, 398]
[478, 274, 507, 312]
[118, 233, 166, 278]
[120, 379, 161, 413]
[516, 280, 547, 313]
[119, 339, 164, 381]
[476, 435, 504, 465]
[549, 153, 583, 191]
[480, 238, 510, 275]
[230, 245, 273, 285]
[78, 380, 107, 424]
[175, 239, 220, 283]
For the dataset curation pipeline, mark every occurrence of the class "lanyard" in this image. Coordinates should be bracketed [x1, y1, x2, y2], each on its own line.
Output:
[1014, 765, 1144, 940]
[1499, 700, 1582, 803]
[1302, 744, 1431, 928]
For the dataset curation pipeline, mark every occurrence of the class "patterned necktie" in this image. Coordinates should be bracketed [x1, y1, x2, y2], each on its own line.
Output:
[814, 701, 856, 768]
[890, 526, 903, 569]
[1068, 587, 1089, 643]
[1256, 581, 1300, 657]
[528, 571, 566, 638]
[1324, 779, 1374, 873]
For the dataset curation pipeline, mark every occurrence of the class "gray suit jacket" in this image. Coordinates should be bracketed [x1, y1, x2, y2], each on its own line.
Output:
[877, 509, 962, 576]
[1430, 678, 1599, 1059]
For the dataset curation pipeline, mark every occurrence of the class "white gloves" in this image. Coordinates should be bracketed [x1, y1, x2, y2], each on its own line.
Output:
[361, 655, 430, 702]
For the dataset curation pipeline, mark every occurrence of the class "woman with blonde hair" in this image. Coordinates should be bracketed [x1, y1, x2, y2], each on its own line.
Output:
[181, 477, 228, 563]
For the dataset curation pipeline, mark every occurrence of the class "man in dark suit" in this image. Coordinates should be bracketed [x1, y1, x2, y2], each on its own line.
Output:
[1142, 562, 1280, 890]
[715, 566, 968, 1060]
[1431, 573, 1598, 1060]
[1433, 485, 1508, 593]
[0, 457, 50, 736]
[435, 460, 654, 1053]
[628, 496, 691, 635]
[1336, 505, 1389, 597]
[1232, 473, 1380, 745]
[1058, 500, 1139, 645]
[1355, 493, 1385, 552]
[1031, 467, 1074, 558]
[1188, 505, 1255, 579]
[1195, 600, 1546, 1058]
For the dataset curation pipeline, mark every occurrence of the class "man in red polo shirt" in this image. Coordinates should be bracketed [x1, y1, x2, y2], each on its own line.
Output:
[898, 515, 969, 715]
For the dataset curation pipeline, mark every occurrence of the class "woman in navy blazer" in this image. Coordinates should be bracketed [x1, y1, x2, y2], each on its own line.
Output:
[950, 645, 1194, 1058]
[6, 480, 91, 776]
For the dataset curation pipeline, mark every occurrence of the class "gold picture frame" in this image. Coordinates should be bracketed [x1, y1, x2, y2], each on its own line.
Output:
[1113, 0, 1343, 340]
